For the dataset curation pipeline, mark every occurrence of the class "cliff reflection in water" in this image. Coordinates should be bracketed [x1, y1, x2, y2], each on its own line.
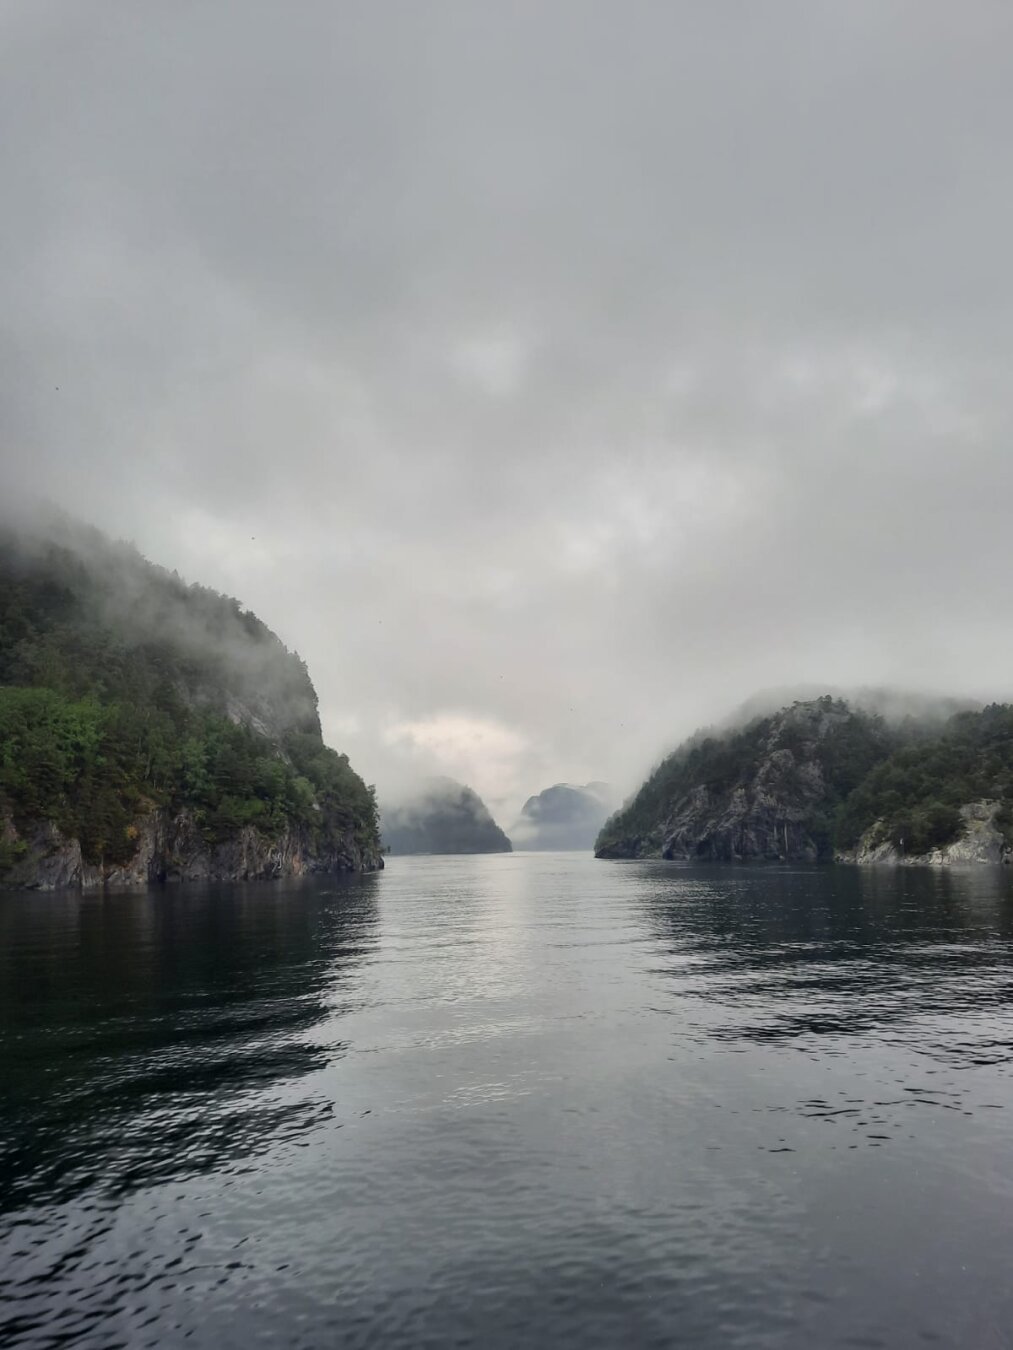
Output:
[0, 876, 380, 1216]
[4, 856, 1013, 1349]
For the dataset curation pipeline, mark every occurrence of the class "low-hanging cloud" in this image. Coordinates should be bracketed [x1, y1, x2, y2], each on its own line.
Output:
[2, 1, 1013, 818]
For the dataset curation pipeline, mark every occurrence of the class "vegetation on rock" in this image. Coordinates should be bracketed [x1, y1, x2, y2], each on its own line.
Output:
[0, 517, 381, 880]
[835, 704, 1013, 856]
[596, 696, 1013, 863]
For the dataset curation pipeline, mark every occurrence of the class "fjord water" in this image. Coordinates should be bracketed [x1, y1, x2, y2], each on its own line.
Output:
[3, 858, 1013, 1348]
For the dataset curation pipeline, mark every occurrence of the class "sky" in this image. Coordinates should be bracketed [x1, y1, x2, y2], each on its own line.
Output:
[2, 1, 1013, 822]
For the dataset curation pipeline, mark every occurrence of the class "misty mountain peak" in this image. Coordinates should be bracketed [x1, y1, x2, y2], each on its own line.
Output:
[380, 777, 511, 855]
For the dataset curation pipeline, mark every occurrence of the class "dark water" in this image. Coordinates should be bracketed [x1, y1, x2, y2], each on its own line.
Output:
[3, 857, 1013, 1349]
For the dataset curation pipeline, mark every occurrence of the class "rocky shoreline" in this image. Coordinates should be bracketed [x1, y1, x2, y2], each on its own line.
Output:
[1, 809, 383, 891]
[835, 801, 1011, 867]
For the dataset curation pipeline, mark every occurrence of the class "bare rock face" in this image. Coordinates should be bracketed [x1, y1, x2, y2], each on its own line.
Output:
[1, 817, 85, 889]
[840, 801, 1012, 867]
[660, 744, 829, 862]
[1, 808, 382, 891]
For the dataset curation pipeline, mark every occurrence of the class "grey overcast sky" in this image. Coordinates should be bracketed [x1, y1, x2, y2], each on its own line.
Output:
[2, 1, 1012, 818]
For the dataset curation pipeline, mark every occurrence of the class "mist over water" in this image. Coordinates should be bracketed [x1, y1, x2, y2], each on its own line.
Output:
[3, 857, 1013, 1348]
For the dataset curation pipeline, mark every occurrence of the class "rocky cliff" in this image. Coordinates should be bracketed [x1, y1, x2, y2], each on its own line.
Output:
[597, 695, 1013, 867]
[596, 697, 890, 862]
[0, 514, 383, 888]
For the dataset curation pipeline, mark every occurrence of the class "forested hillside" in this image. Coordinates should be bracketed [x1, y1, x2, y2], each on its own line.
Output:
[836, 704, 1013, 856]
[0, 516, 382, 885]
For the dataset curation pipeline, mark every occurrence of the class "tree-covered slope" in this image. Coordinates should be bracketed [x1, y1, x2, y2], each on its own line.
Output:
[0, 516, 382, 886]
[597, 695, 1013, 865]
[835, 704, 1013, 857]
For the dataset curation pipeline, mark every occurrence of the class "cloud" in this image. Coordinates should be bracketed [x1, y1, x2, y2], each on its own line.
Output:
[3, 1, 1013, 815]
[381, 714, 530, 815]
[448, 330, 531, 398]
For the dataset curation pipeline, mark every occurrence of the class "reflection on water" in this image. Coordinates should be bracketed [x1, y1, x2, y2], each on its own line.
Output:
[2, 858, 1013, 1349]
[638, 864, 1013, 1061]
[632, 863, 1013, 1191]
[0, 876, 379, 1214]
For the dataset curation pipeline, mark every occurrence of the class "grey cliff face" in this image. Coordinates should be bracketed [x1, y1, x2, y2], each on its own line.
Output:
[597, 698, 870, 863]
[0, 808, 383, 891]
[661, 740, 829, 862]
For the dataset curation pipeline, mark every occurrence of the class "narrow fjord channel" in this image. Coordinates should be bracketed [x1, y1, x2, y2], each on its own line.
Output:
[3, 854, 1013, 1348]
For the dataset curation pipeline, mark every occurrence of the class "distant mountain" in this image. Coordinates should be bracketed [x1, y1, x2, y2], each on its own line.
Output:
[381, 777, 512, 854]
[596, 694, 1013, 866]
[0, 514, 383, 889]
[511, 782, 615, 851]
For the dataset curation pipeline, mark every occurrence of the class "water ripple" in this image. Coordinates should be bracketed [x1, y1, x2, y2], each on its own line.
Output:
[2, 860, 1013, 1348]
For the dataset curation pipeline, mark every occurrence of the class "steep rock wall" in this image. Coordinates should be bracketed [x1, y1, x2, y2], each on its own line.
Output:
[597, 699, 871, 862]
[1, 808, 383, 890]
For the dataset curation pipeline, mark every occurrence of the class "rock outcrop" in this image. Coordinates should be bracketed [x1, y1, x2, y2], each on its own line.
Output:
[839, 801, 1012, 867]
[596, 697, 889, 863]
[596, 694, 1013, 867]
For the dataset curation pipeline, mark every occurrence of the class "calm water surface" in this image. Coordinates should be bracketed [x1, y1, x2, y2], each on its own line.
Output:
[2, 855, 1013, 1348]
